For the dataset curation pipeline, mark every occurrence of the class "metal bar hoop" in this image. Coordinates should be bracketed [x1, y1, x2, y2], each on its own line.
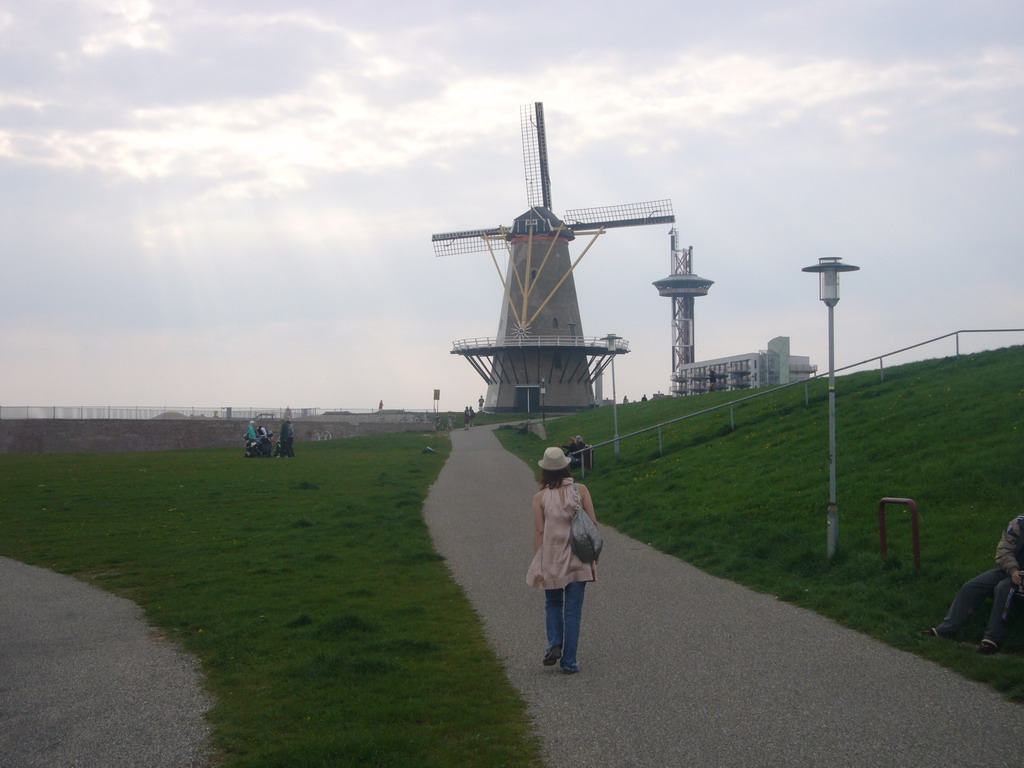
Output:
[878, 497, 921, 571]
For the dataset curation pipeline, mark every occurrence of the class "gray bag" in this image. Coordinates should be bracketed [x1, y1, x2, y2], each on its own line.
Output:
[569, 483, 603, 563]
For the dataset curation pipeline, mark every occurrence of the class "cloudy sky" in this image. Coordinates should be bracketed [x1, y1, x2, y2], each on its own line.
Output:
[2, 0, 1021, 413]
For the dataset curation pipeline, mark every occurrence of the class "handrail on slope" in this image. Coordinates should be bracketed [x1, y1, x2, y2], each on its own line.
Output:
[572, 328, 1023, 474]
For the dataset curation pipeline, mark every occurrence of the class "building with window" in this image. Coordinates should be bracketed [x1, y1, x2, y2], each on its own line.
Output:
[670, 336, 816, 395]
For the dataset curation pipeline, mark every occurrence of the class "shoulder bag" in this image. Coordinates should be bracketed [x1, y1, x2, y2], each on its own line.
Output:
[569, 483, 603, 563]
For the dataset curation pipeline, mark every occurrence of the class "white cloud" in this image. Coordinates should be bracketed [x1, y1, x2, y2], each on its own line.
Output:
[0, 0, 1021, 411]
[4, 47, 1018, 197]
[79, 0, 171, 55]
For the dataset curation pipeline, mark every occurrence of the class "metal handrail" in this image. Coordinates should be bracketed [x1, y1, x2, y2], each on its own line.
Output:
[576, 328, 1024, 470]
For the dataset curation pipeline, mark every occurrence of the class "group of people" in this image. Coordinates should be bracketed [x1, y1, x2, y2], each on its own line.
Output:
[244, 419, 294, 458]
[562, 435, 590, 470]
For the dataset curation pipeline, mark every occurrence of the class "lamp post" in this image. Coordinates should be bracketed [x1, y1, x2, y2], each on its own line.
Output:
[802, 257, 859, 558]
[540, 378, 546, 422]
[604, 334, 621, 460]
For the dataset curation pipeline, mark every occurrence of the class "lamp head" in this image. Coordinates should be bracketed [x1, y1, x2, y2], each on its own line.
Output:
[802, 257, 860, 306]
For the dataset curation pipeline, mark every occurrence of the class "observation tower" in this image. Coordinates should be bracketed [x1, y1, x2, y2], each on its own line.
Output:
[653, 228, 714, 396]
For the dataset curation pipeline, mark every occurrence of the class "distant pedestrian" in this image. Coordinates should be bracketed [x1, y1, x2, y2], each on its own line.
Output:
[478, 395, 485, 411]
[279, 419, 294, 457]
[709, 369, 718, 392]
[378, 400, 384, 413]
[464, 407, 471, 430]
[469, 407, 476, 426]
[641, 394, 648, 402]
[256, 424, 273, 457]
[446, 414, 454, 431]
[526, 446, 598, 674]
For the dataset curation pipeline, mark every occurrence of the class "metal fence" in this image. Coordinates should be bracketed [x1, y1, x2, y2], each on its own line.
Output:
[0, 405, 435, 421]
[575, 328, 1024, 474]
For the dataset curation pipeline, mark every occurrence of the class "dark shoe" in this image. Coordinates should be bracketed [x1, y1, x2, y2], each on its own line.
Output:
[561, 664, 579, 674]
[918, 628, 939, 637]
[977, 639, 998, 655]
[543, 646, 562, 666]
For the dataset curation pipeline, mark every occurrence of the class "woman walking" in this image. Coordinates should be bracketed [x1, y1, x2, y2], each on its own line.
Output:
[526, 446, 598, 674]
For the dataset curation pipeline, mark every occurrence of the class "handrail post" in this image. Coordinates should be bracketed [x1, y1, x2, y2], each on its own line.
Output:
[878, 497, 921, 571]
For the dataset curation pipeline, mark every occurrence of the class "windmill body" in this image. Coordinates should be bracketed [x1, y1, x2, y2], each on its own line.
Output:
[434, 104, 674, 413]
[485, 207, 592, 411]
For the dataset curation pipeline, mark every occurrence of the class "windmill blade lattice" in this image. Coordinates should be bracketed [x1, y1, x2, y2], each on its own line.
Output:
[521, 102, 552, 210]
[565, 200, 675, 232]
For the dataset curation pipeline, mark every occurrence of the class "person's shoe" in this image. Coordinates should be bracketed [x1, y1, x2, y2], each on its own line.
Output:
[977, 639, 998, 655]
[918, 628, 939, 637]
[560, 663, 579, 674]
[542, 646, 562, 666]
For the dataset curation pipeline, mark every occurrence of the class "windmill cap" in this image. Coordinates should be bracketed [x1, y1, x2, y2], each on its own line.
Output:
[510, 207, 575, 240]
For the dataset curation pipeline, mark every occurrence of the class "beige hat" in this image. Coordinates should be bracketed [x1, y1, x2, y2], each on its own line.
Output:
[538, 446, 571, 470]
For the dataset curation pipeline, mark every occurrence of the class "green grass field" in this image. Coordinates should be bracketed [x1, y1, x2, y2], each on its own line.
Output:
[2, 347, 1022, 767]
[0, 431, 542, 768]
[497, 345, 1024, 699]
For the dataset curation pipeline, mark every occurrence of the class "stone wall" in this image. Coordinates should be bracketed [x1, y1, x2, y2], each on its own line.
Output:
[0, 418, 432, 455]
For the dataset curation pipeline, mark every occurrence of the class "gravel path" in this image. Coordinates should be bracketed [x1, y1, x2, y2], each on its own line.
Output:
[423, 425, 1022, 768]
[0, 557, 212, 768]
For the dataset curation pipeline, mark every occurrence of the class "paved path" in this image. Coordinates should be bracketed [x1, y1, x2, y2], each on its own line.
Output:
[424, 425, 1022, 768]
[0, 557, 212, 768]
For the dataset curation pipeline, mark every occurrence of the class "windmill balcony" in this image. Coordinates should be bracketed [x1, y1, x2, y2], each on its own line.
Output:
[451, 336, 630, 354]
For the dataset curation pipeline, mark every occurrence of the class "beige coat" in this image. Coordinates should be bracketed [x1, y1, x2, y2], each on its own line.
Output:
[526, 478, 598, 590]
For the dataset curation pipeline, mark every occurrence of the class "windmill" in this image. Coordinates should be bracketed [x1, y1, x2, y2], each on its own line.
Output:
[432, 102, 675, 413]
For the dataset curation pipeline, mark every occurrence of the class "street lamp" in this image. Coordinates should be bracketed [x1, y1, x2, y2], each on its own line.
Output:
[802, 257, 860, 558]
[604, 334, 622, 460]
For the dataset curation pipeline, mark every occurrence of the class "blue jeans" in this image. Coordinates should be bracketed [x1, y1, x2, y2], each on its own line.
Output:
[545, 581, 587, 671]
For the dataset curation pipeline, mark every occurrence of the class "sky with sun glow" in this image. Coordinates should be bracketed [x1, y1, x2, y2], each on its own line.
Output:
[1, 0, 1021, 413]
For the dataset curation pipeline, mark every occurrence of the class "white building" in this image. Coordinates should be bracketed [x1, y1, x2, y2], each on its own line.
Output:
[671, 336, 816, 396]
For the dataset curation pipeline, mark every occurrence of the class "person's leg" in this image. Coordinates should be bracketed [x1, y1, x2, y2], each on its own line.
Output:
[560, 581, 587, 672]
[983, 575, 1017, 646]
[544, 588, 564, 657]
[935, 569, 1004, 637]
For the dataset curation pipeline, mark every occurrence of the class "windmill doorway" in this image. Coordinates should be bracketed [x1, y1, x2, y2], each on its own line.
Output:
[514, 385, 541, 414]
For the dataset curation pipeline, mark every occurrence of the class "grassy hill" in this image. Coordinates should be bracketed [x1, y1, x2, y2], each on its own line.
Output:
[0, 432, 542, 768]
[1, 347, 1020, 768]
[497, 346, 1024, 699]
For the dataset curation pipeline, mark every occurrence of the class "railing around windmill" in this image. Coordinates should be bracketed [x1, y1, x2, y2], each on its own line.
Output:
[451, 336, 630, 352]
[571, 328, 1024, 476]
